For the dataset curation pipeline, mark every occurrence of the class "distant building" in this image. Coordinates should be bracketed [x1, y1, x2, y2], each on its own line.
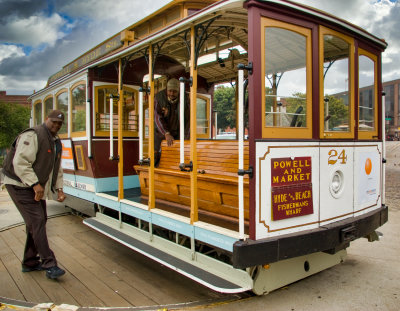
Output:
[0, 91, 31, 107]
[383, 79, 400, 139]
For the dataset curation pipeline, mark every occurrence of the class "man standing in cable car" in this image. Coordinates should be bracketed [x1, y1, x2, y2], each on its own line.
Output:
[154, 78, 190, 166]
[2, 110, 66, 279]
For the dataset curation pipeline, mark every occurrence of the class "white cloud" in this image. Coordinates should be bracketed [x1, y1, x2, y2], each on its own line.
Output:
[0, 44, 24, 62]
[294, 0, 398, 82]
[0, 13, 67, 47]
[57, 0, 171, 39]
[59, 0, 170, 23]
[0, 74, 46, 95]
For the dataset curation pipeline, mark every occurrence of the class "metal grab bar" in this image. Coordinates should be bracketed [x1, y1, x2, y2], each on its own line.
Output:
[238, 68, 245, 240]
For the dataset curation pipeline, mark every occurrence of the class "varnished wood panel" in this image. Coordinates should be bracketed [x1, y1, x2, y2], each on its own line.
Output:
[135, 140, 250, 221]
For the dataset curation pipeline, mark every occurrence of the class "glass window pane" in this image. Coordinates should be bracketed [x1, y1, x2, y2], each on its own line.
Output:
[56, 92, 68, 135]
[71, 84, 86, 132]
[34, 102, 42, 125]
[96, 86, 137, 133]
[44, 97, 53, 117]
[123, 89, 137, 132]
[97, 87, 117, 131]
[197, 97, 207, 135]
[323, 35, 350, 132]
[264, 27, 307, 128]
[358, 55, 375, 132]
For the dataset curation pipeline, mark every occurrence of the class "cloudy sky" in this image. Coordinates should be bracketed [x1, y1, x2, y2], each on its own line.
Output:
[0, 0, 398, 95]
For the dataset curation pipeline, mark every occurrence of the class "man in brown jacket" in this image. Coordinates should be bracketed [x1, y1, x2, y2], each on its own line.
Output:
[2, 110, 66, 279]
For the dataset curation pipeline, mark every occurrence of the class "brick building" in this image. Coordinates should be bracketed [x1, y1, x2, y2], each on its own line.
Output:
[0, 91, 30, 107]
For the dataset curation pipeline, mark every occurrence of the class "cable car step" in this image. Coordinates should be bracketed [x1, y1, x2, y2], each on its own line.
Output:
[83, 216, 252, 293]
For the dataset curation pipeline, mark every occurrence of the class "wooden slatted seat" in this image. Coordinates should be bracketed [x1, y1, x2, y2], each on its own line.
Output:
[134, 140, 249, 221]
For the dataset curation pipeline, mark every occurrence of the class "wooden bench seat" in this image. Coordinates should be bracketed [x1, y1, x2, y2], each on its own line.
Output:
[134, 140, 249, 221]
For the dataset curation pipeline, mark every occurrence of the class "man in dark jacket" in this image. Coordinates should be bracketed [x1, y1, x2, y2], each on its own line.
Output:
[154, 78, 190, 166]
[2, 109, 66, 279]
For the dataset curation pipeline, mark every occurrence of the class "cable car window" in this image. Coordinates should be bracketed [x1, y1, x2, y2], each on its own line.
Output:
[197, 95, 210, 138]
[56, 91, 68, 135]
[44, 96, 53, 118]
[95, 85, 138, 137]
[358, 49, 378, 139]
[320, 27, 354, 138]
[261, 18, 312, 139]
[33, 100, 42, 126]
[71, 83, 86, 135]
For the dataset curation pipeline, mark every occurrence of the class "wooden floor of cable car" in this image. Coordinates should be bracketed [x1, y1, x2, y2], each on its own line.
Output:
[103, 187, 249, 234]
[0, 214, 231, 308]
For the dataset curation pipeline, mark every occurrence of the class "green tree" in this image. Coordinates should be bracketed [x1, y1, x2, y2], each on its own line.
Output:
[324, 95, 348, 130]
[213, 85, 251, 133]
[0, 103, 31, 151]
[213, 86, 236, 132]
[285, 92, 307, 127]
[74, 110, 86, 131]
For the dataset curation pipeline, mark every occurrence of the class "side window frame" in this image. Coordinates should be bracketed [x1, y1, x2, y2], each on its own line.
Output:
[70, 81, 87, 138]
[33, 100, 42, 126]
[319, 26, 355, 139]
[55, 88, 69, 138]
[196, 94, 211, 139]
[358, 48, 378, 140]
[261, 17, 313, 139]
[43, 95, 54, 118]
[94, 84, 139, 137]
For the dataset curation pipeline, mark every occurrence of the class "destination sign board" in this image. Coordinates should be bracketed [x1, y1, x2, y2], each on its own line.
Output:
[271, 157, 313, 220]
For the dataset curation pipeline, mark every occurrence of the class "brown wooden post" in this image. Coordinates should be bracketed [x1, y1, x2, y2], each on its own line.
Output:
[148, 45, 155, 210]
[190, 25, 198, 223]
[118, 58, 124, 200]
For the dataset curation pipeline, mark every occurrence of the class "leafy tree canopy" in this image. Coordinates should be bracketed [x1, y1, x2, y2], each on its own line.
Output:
[213, 85, 236, 131]
[0, 102, 31, 150]
[324, 95, 349, 130]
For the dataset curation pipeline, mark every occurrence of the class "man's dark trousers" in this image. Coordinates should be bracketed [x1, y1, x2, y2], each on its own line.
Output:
[6, 185, 57, 269]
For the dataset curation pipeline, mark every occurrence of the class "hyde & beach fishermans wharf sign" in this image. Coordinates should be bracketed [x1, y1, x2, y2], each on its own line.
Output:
[271, 157, 313, 220]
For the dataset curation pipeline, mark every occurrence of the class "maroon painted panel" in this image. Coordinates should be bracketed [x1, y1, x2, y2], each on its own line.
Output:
[271, 156, 313, 221]
[246, 3, 262, 239]
[90, 140, 139, 178]
[271, 157, 312, 187]
[271, 184, 313, 221]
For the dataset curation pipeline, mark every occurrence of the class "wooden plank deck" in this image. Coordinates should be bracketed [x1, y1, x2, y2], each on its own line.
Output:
[0, 214, 232, 308]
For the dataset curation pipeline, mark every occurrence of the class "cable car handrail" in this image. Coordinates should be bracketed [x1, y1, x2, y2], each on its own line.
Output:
[139, 88, 144, 163]
[237, 66, 245, 240]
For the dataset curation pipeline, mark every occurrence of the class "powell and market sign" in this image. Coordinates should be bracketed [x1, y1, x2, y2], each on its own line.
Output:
[47, 35, 123, 85]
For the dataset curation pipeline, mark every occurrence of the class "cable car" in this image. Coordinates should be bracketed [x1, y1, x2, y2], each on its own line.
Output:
[29, 0, 388, 295]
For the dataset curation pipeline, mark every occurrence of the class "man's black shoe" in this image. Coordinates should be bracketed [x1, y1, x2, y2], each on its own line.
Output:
[22, 263, 43, 272]
[45, 266, 65, 279]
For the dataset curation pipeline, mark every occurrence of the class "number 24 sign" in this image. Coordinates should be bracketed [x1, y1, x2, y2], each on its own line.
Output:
[328, 149, 347, 165]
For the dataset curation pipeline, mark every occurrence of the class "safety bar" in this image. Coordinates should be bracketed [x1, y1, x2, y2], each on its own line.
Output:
[179, 77, 192, 171]
[86, 76, 92, 158]
[382, 91, 386, 205]
[109, 94, 119, 160]
[180, 80, 185, 164]
[139, 88, 144, 162]
[237, 68, 245, 240]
